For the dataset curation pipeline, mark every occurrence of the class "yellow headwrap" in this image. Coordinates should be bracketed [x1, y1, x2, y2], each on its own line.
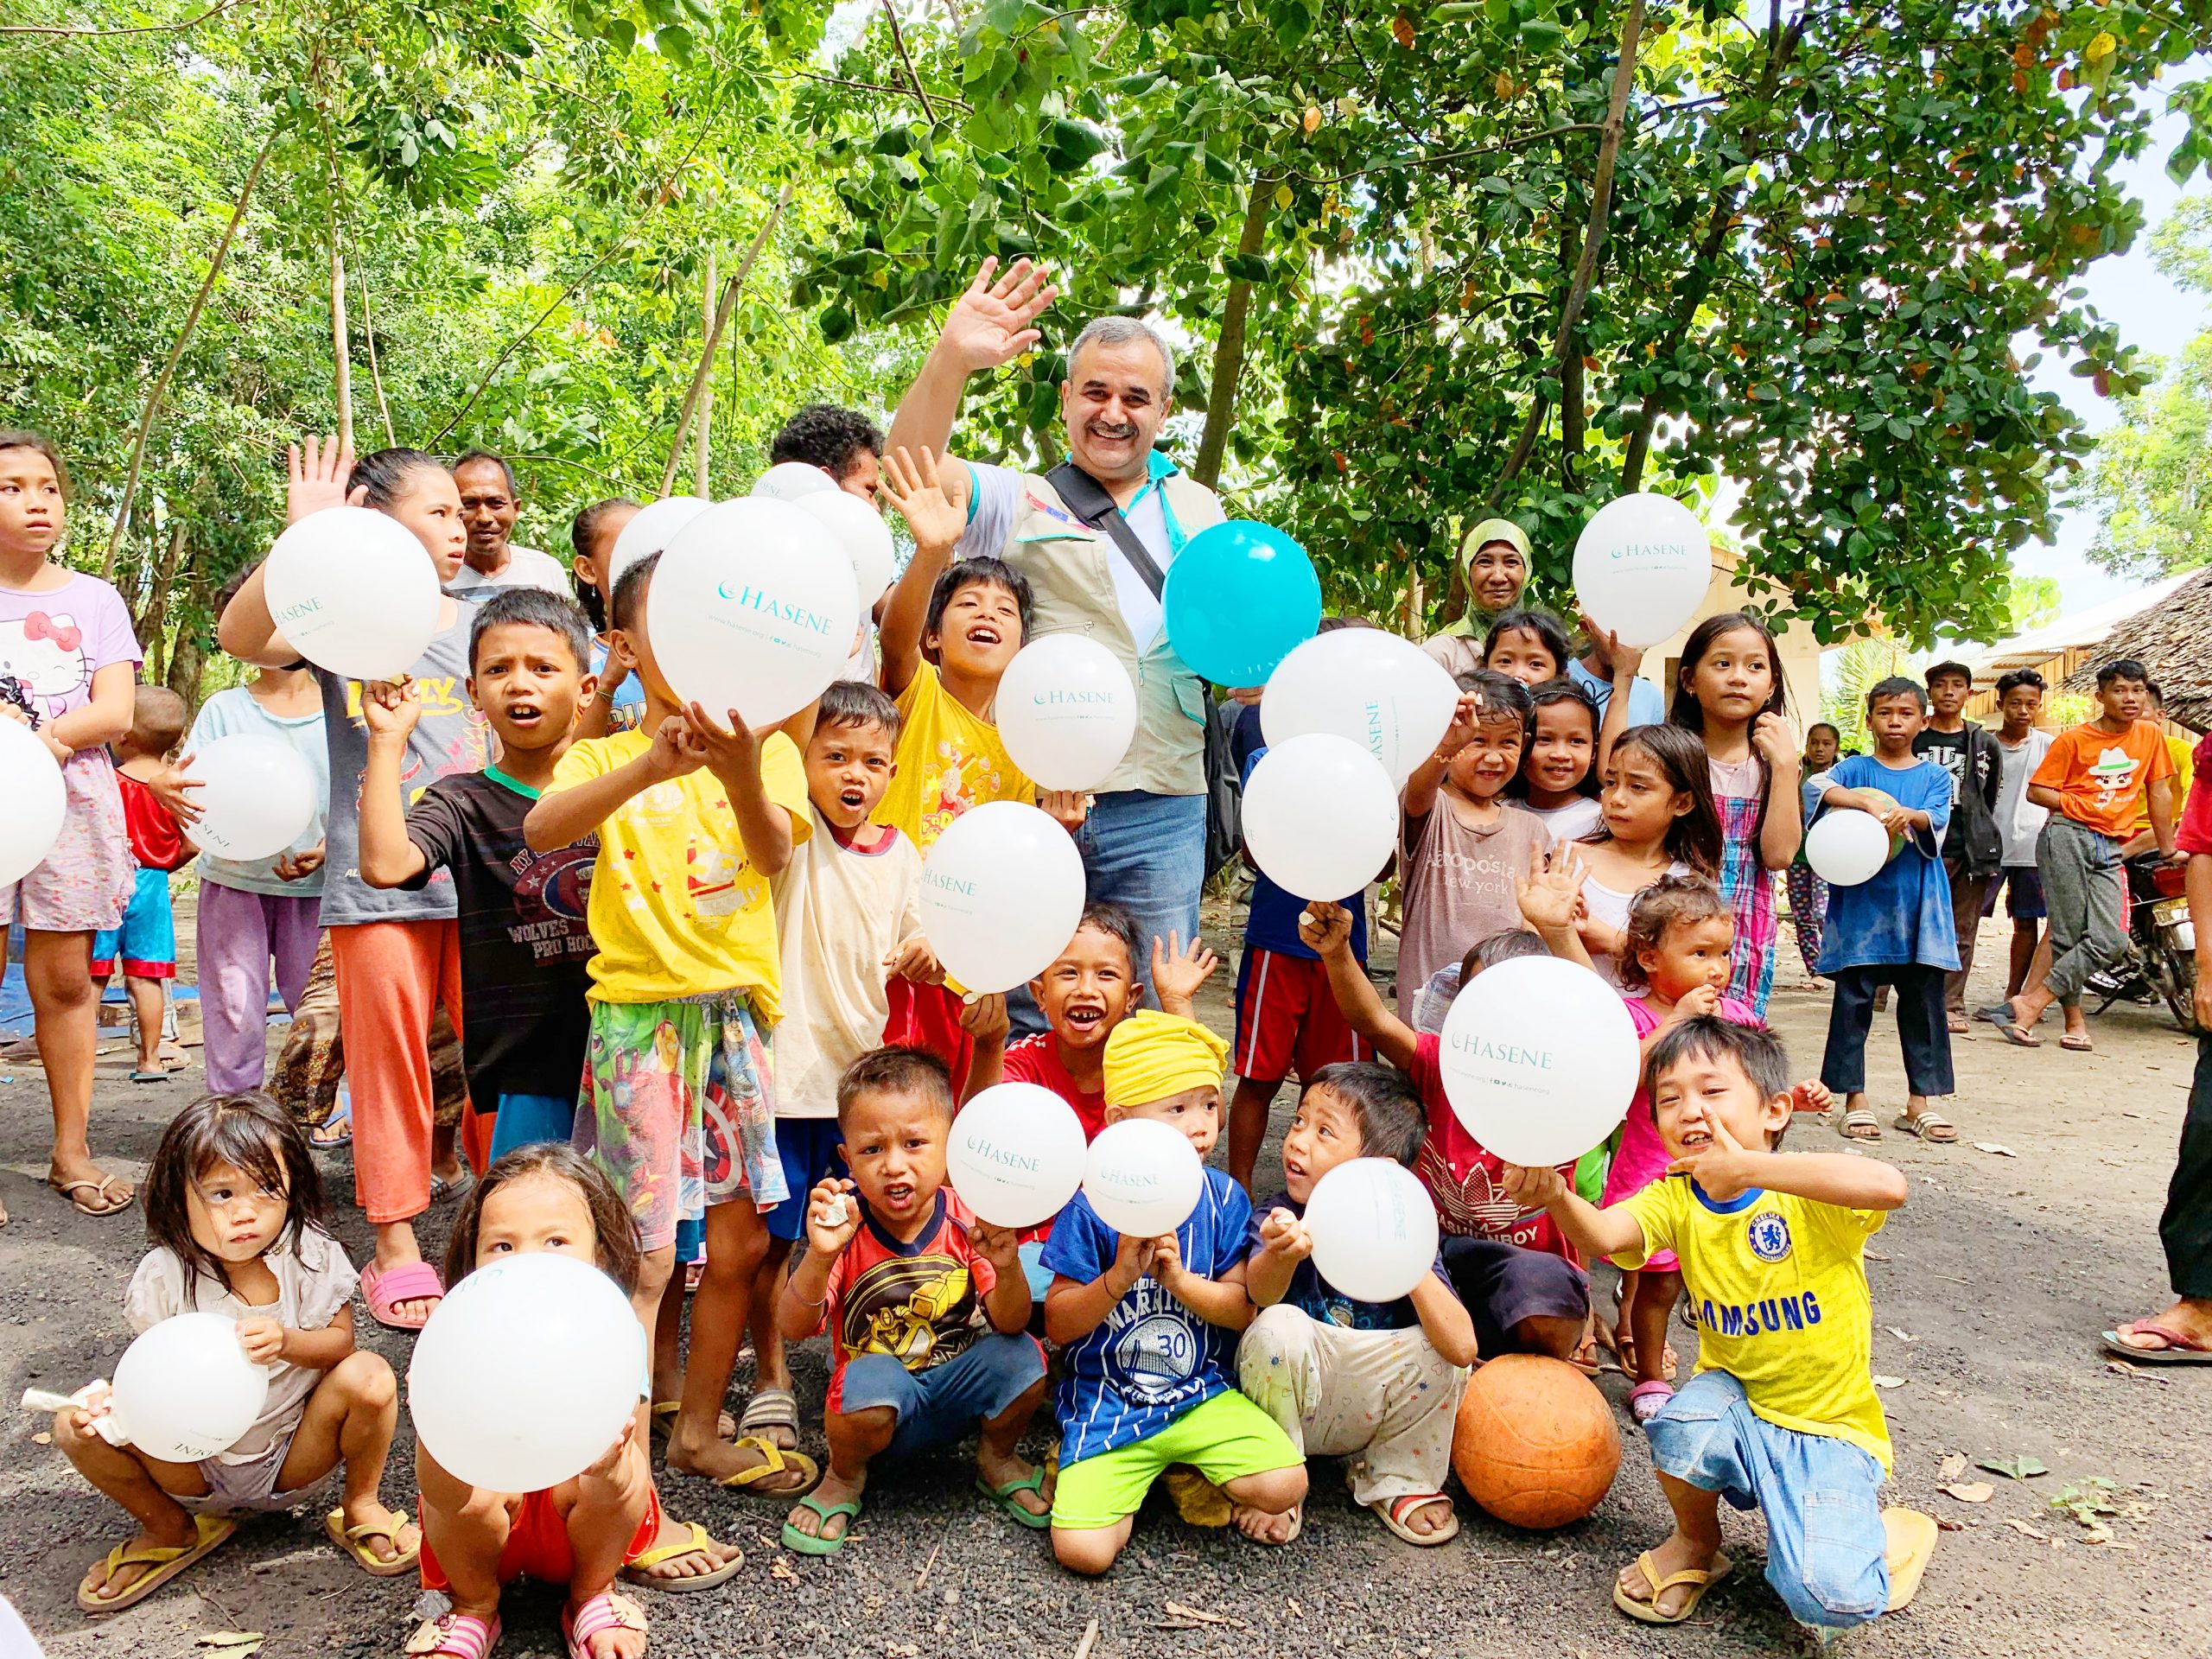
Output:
[1459, 516, 1532, 571]
[1103, 1012, 1230, 1109]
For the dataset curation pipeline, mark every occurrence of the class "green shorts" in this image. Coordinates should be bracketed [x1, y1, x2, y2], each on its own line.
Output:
[1049, 1389, 1302, 1532]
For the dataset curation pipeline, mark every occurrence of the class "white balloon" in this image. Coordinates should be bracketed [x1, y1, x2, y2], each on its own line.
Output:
[262, 506, 441, 681]
[995, 635, 1138, 791]
[1302, 1158, 1440, 1305]
[1081, 1118, 1205, 1239]
[188, 734, 318, 862]
[608, 495, 710, 588]
[1805, 809, 1891, 887]
[110, 1313, 270, 1463]
[1437, 955, 1638, 1168]
[797, 489, 897, 609]
[1262, 629, 1460, 785]
[646, 499, 862, 726]
[1241, 733, 1398, 902]
[751, 461, 837, 502]
[948, 1082, 1089, 1229]
[0, 716, 66, 887]
[1573, 493, 1713, 649]
[407, 1253, 644, 1494]
[918, 801, 1087, 993]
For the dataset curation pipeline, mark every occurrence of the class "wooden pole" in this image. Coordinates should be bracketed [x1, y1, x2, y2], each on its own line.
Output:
[693, 245, 716, 495]
[330, 244, 353, 452]
[104, 132, 274, 576]
[659, 184, 792, 496]
[356, 251, 396, 447]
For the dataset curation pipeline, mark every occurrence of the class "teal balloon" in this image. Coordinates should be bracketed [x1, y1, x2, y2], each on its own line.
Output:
[1163, 522, 1322, 687]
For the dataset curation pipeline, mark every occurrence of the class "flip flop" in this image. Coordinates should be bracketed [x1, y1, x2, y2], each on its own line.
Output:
[1892, 1111, 1956, 1144]
[563, 1589, 646, 1659]
[1883, 1507, 1938, 1612]
[648, 1401, 736, 1440]
[429, 1169, 475, 1207]
[1370, 1491, 1459, 1547]
[360, 1259, 445, 1331]
[2059, 1033, 2094, 1052]
[709, 1435, 818, 1496]
[50, 1174, 133, 1217]
[974, 1468, 1052, 1529]
[322, 1506, 420, 1577]
[1613, 1550, 1733, 1625]
[620, 1519, 742, 1592]
[1994, 1021, 2042, 1048]
[309, 1107, 353, 1150]
[737, 1387, 799, 1448]
[127, 1069, 172, 1084]
[405, 1610, 501, 1658]
[781, 1491, 862, 1556]
[76, 1513, 234, 1613]
[2101, 1322, 2212, 1365]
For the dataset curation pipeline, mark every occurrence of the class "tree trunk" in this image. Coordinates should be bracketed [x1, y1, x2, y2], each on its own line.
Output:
[660, 185, 793, 497]
[357, 256, 397, 448]
[330, 243, 353, 452]
[1487, 0, 1645, 509]
[693, 245, 716, 495]
[104, 132, 275, 577]
[136, 521, 189, 680]
[1192, 172, 1277, 491]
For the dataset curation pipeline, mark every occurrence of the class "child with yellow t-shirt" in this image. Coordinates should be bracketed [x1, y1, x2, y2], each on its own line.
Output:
[1506, 1017, 1935, 1637]
[873, 445, 1084, 1089]
[523, 550, 820, 1503]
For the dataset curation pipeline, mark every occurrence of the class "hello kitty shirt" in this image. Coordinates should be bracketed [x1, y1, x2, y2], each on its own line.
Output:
[0, 571, 140, 732]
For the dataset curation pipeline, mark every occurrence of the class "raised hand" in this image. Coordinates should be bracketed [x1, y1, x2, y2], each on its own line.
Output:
[1501, 1162, 1567, 1208]
[879, 445, 970, 555]
[959, 990, 1010, 1045]
[286, 435, 359, 525]
[1516, 842, 1586, 935]
[1150, 931, 1219, 1012]
[1296, 899, 1355, 958]
[938, 257, 1058, 374]
[683, 701, 763, 786]
[360, 677, 421, 743]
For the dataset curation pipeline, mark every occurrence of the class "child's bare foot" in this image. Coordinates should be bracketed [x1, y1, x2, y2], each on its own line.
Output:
[1230, 1502, 1300, 1544]
[1617, 1529, 1727, 1620]
[623, 1513, 741, 1586]
[667, 1427, 817, 1494]
[784, 1468, 866, 1548]
[975, 1446, 1051, 1522]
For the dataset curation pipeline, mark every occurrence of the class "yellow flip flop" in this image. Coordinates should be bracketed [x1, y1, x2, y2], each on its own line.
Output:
[710, 1434, 819, 1496]
[1883, 1507, 1939, 1612]
[1613, 1550, 1734, 1624]
[323, 1506, 420, 1577]
[620, 1518, 742, 1592]
[77, 1514, 235, 1613]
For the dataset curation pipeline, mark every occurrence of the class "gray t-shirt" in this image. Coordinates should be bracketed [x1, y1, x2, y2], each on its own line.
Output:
[315, 601, 489, 926]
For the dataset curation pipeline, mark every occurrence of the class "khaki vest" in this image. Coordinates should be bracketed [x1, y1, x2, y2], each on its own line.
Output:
[994, 469, 1224, 798]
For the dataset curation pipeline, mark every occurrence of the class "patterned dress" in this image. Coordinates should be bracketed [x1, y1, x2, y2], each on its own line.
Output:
[1710, 753, 1778, 1015]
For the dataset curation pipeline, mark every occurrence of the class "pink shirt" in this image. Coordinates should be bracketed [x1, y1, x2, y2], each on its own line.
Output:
[0, 570, 140, 728]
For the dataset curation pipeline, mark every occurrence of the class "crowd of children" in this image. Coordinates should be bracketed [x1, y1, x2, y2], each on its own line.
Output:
[11, 407, 2190, 1653]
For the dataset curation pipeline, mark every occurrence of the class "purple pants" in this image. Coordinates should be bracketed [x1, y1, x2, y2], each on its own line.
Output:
[196, 880, 321, 1095]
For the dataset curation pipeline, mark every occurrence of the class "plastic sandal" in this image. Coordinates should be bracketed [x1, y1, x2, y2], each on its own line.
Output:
[1613, 1551, 1734, 1625]
[1835, 1109, 1882, 1141]
[1628, 1380, 1675, 1426]
[50, 1175, 133, 1217]
[620, 1519, 741, 1592]
[1370, 1491, 1459, 1547]
[1892, 1111, 1956, 1143]
[360, 1259, 445, 1331]
[563, 1589, 647, 1659]
[406, 1609, 502, 1658]
[647, 1402, 736, 1440]
[973, 1468, 1052, 1529]
[737, 1387, 799, 1447]
[781, 1491, 862, 1556]
[1883, 1508, 1938, 1611]
[322, 1506, 420, 1577]
[76, 1514, 234, 1613]
[708, 1435, 818, 1496]
[2102, 1322, 2212, 1364]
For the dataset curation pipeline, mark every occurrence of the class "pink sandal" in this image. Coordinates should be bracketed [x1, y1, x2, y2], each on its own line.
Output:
[563, 1589, 647, 1659]
[1628, 1380, 1675, 1426]
[361, 1260, 445, 1331]
[404, 1610, 500, 1658]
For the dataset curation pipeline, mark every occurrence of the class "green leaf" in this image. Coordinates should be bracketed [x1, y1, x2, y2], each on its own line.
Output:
[1977, 1455, 2050, 1482]
[1224, 251, 1270, 283]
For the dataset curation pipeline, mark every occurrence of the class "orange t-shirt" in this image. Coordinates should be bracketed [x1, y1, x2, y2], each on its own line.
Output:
[2028, 720, 2177, 839]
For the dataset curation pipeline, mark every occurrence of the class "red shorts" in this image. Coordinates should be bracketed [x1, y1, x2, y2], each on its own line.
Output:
[419, 1482, 663, 1592]
[882, 978, 975, 1098]
[1233, 948, 1370, 1084]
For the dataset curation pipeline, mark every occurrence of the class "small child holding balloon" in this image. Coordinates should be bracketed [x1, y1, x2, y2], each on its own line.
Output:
[1042, 1013, 1306, 1572]
[774, 1048, 1049, 1555]
[55, 1091, 416, 1614]
[1241, 1062, 1478, 1546]
[524, 550, 817, 1499]
[412, 1143, 741, 1659]
[1814, 677, 1959, 1145]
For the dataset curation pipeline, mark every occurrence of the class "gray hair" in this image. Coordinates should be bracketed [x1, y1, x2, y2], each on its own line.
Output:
[1067, 315, 1176, 397]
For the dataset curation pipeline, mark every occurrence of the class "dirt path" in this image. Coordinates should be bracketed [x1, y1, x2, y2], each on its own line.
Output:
[3, 916, 2208, 1658]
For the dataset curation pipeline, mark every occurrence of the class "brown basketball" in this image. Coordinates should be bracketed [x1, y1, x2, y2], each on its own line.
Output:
[1452, 1354, 1622, 1529]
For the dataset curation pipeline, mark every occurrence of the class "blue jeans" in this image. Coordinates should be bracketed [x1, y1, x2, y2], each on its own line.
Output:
[1076, 790, 1205, 999]
[1646, 1370, 1890, 1630]
[836, 1332, 1046, 1458]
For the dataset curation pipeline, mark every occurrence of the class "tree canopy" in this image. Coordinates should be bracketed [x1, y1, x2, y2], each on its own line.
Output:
[3, 0, 2209, 696]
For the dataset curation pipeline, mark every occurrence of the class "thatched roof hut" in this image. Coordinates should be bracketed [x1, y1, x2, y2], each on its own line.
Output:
[2064, 568, 2212, 734]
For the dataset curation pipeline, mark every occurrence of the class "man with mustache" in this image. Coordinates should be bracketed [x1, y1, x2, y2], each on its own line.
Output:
[884, 260, 1225, 999]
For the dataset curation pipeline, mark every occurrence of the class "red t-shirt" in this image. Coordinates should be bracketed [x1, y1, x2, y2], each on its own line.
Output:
[2179, 734, 2212, 857]
[1001, 1033, 1106, 1141]
[1408, 1033, 1577, 1260]
[117, 772, 189, 873]
[814, 1189, 1033, 1412]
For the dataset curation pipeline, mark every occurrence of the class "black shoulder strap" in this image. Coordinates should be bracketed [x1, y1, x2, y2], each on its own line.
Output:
[1046, 460, 1168, 602]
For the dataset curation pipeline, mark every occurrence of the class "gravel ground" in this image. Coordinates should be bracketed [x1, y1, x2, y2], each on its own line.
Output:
[4, 907, 2210, 1658]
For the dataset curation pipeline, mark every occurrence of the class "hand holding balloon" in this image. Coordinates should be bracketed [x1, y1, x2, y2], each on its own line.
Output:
[883, 932, 943, 984]
[969, 1218, 1025, 1281]
[234, 1317, 286, 1366]
[1147, 1230, 1185, 1294]
[958, 991, 1010, 1044]
[360, 678, 421, 743]
[148, 756, 205, 828]
[645, 714, 708, 782]
[1500, 1162, 1568, 1208]
[1107, 1231, 1158, 1296]
[1039, 790, 1096, 832]
[1257, 1206, 1313, 1262]
[1296, 899, 1354, 958]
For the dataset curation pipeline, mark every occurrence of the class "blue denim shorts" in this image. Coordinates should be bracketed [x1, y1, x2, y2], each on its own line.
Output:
[1646, 1370, 1890, 1630]
[835, 1331, 1046, 1459]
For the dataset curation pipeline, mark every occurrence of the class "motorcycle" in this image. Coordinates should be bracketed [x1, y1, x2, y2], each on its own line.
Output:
[2088, 852, 2202, 1036]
